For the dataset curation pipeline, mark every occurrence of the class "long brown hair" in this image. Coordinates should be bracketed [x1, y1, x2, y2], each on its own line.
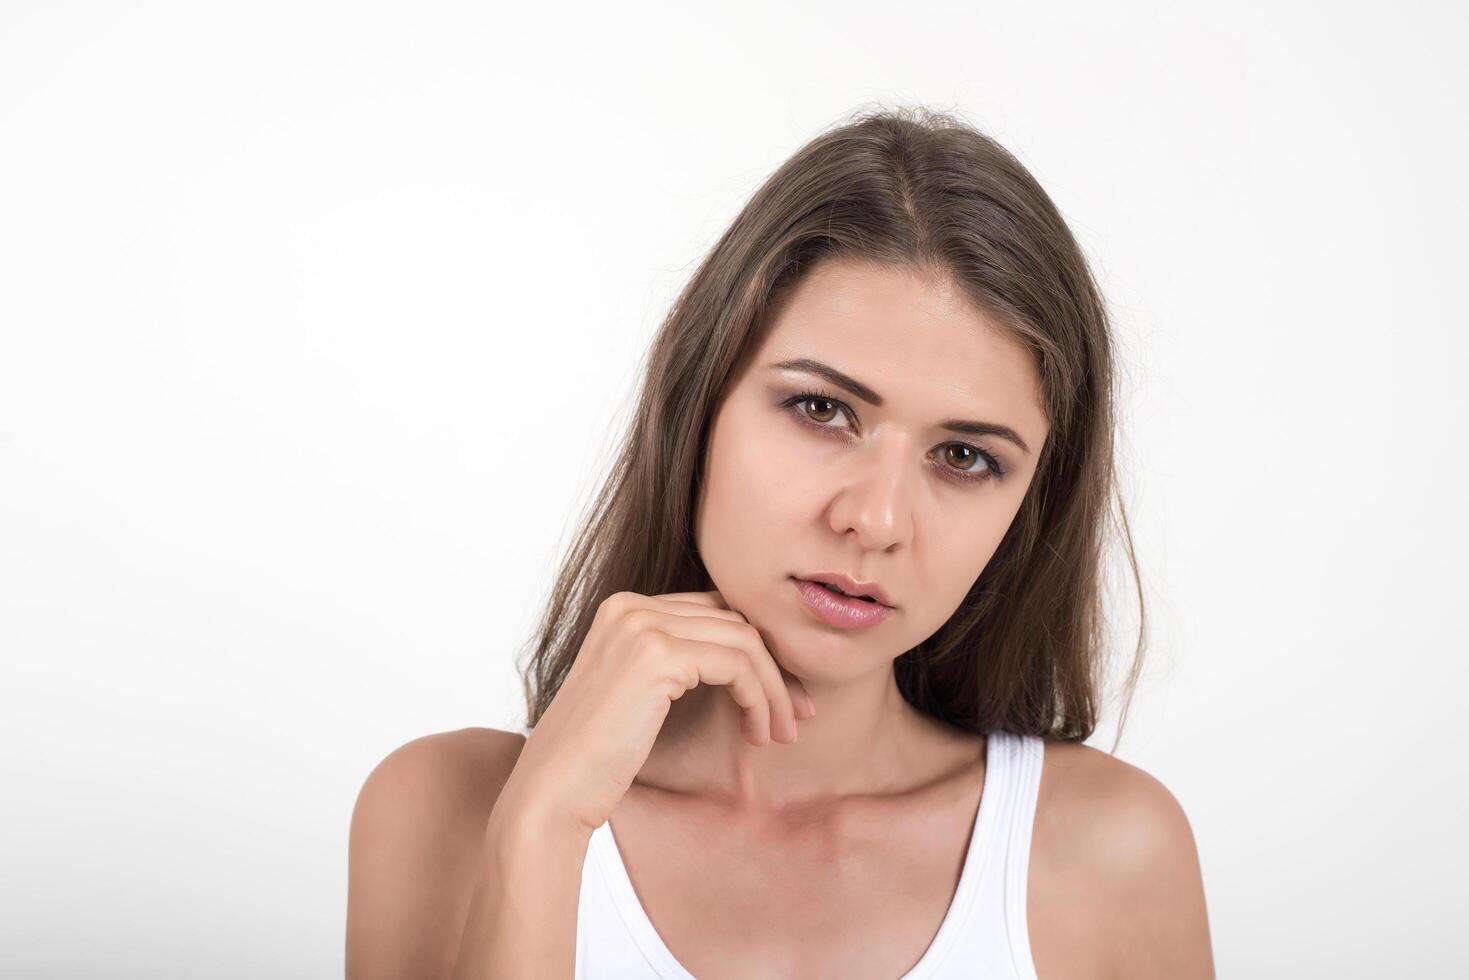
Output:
[517, 103, 1146, 747]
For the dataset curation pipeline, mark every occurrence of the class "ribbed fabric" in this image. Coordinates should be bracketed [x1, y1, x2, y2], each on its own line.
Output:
[517, 725, 1043, 979]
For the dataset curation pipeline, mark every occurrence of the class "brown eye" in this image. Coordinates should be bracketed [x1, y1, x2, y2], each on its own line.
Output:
[783, 389, 1005, 484]
[803, 398, 840, 423]
[944, 444, 985, 473]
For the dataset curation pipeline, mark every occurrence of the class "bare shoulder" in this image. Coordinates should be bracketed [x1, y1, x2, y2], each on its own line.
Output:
[352, 726, 528, 835]
[1029, 739, 1215, 980]
[346, 727, 529, 980]
[1036, 740, 1198, 875]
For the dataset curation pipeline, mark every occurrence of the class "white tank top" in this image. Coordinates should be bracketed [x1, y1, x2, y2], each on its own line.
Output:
[516, 725, 1044, 979]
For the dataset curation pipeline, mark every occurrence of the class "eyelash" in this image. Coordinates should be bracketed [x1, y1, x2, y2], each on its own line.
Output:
[779, 388, 1007, 484]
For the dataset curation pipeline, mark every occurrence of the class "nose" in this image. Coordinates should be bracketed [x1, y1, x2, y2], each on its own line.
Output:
[826, 433, 915, 551]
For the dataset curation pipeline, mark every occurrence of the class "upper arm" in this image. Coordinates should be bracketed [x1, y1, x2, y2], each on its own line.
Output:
[1030, 743, 1215, 980]
[346, 727, 527, 980]
[1089, 765, 1214, 979]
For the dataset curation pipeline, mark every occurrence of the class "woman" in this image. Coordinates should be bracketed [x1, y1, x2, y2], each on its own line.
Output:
[347, 105, 1214, 979]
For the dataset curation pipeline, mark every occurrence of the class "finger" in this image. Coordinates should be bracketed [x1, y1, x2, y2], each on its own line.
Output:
[656, 594, 813, 720]
[673, 637, 773, 746]
[640, 613, 798, 744]
[730, 626, 800, 743]
[654, 590, 731, 610]
[642, 592, 749, 623]
[784, 674, 815, 719]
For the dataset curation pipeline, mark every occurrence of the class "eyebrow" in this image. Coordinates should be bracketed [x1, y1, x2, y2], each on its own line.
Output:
[767, 357, 1032, 456]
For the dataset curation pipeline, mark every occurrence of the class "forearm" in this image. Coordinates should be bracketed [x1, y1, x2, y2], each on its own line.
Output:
[450, 786, 591, 980]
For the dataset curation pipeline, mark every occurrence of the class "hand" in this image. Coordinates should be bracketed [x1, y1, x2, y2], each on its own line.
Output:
[497, 590, 815, 838]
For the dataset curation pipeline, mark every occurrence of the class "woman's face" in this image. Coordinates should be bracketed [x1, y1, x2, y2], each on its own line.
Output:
[694, 257, 1050, 683]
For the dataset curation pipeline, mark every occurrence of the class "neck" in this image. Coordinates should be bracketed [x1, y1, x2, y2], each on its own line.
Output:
[645, 663, 933, 812]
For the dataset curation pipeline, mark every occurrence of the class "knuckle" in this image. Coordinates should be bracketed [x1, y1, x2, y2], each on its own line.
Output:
[633, 626, 668, 658]
[595, 592, 621, 621]
[623, 608, 657, 634]
[601, 591, 634, 616]
[735, 621, 763, 644]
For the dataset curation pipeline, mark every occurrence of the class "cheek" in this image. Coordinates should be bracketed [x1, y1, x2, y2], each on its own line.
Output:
[716, 414, 809, 505]
[752, 416, 841, 494]
[938, 513, 1016, 592]
[698, 418, 782, 552]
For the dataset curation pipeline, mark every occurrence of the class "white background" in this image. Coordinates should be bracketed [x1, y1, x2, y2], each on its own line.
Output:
[3, 1, 1465, 977]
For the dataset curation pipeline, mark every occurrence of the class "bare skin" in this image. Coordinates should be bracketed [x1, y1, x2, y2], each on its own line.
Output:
[347, 257, 1214, 978]
[348, 726, 1211, 978]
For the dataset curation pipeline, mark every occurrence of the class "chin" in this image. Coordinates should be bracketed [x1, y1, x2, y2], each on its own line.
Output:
[769, 623, 879, 680]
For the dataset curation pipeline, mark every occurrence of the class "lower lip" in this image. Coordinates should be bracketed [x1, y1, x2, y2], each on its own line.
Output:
[791, 577, 894, 630]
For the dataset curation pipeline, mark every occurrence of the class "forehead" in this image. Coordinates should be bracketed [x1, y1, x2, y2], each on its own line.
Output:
[756, 259, 1046, 425]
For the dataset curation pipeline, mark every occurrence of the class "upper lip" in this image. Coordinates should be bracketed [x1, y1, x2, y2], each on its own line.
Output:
[795, 571, 896, 608]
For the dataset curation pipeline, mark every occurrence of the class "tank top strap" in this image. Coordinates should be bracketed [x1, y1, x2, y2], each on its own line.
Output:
[522, 721, 1044, 978]
[992, 729, 1045, 980]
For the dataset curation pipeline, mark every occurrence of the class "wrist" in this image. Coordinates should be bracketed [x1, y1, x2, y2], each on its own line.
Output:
[488, 776, 596, 850]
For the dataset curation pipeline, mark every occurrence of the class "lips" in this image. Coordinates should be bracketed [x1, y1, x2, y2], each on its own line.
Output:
[791, 577, 895, 630]
[810, 580, 874, 603]
[819, 581, 867, 600]
[794, 571, 895, 609]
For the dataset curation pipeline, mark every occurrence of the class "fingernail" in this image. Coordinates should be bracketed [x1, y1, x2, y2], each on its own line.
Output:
[804, 694, 816, 716]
